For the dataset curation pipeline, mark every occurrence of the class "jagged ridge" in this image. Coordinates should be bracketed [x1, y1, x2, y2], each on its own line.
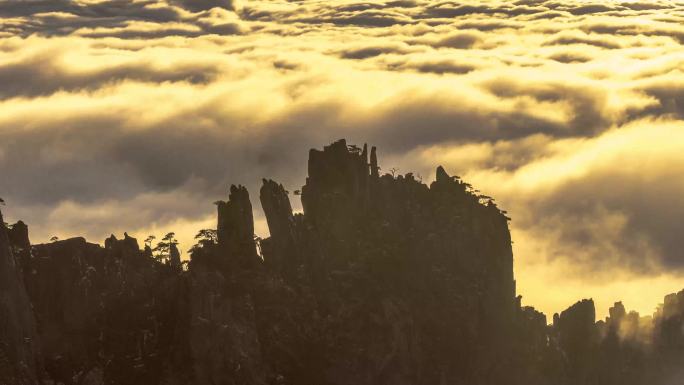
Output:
[0, 139, 682, 385]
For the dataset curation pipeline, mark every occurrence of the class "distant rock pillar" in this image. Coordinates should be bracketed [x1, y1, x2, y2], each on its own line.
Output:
[260, 179, 298, 274]
[300, 139, 372, 226]
[435, 165, 450, 183]
[555, 299, 598, 383]
[217, 185, 258, 267]
[170, 243, 181, 270]
[370, 146, 379, 179]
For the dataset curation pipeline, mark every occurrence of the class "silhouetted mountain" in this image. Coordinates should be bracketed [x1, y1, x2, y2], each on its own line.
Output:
[0, 212, 43, 384]
[0, 140, 682, 385]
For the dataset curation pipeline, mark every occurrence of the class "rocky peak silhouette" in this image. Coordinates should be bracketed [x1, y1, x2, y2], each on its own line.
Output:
[0, 140, 682, 385]
[0, 209, 43, 385]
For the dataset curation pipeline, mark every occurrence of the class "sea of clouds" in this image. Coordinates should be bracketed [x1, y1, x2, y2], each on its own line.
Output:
[1, 0, 683, 316]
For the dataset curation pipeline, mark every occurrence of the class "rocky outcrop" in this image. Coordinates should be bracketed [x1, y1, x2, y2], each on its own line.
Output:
[0, 210, 42, 385]
[180, 139, 524, 385]
[217, 185, 258, 268]
[651, 289, 684, 383]
[553, 299, 598, 385]
[184, 262, 266, 385]
[18, 233, 184, 385]
[263, 139, 518, 385]
[0, 140, 683, 385]
[259, 179, 298, 277]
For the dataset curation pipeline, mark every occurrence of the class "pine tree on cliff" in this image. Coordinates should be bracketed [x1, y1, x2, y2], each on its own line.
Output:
[153, 232, 179, 265]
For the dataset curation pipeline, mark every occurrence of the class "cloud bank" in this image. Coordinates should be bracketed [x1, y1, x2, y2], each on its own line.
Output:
[1, 0, 683, 317]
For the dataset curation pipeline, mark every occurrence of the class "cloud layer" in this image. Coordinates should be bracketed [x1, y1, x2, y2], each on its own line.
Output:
[1, 0, 683, 317]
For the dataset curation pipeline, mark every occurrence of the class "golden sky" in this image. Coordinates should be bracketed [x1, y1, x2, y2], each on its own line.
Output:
[1, 0, 683, 319]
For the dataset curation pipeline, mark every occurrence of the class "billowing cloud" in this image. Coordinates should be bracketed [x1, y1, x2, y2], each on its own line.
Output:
[171, 0, 236, 12]
[0, 0, 683, 318]
[0, 51, 219, 99]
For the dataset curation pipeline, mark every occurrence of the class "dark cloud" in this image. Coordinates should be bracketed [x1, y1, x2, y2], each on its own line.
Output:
[482, 79, 612, 137]
[239, 7, 293, 23]
[301, 10, 413, 27]
[567, 4, 618, 15]
[620, 2, 672, 11]
[419, 2, 551, 19]
[548, 51, 592, 63]
[542, 33, 621, 49]
[240, 1, 418, 27]
[581, 22, 684, 44]
[0, 81, 613, 211]
[355, 96, 570, 153]
[0, 54, 219, 99]
[79, 23, 242, 39]
[384, 0, 418, 8]
[272, 60, 300, 71]
[507, 5, 551, 16]
[0, 99, 342, 210]
[339, 44, 412, 59]
[421, 3, 499, 18]
[170, 0, 235, 12]
[455, 20, 521, 31]
[334, 2, 386, 13]
[430, 31, 482, 49]
[518, 166, 684, 274]
[386, 59, 476, 74]
[0, 0, 86, 18]
[0, 0, 185, 36]
[0, 0, 241, 38]
[512, 0, 548, 5]
[526, 11, 570, 20]
[631, 82, 684, 120]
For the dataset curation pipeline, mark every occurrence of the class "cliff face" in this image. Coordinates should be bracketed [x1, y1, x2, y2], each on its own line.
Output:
[0, 140, 682, 385]
[175, 140, 526, 385]
[15, 233, 185, 385]
[217, 185, 258, 267]
[255, 139, 519, 385]
[0, 211, 42, 384]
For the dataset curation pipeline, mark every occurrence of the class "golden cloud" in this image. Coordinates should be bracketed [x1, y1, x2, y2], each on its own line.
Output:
[0, 0, 683, 318]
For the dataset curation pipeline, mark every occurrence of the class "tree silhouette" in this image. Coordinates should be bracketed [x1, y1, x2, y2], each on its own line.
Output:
[144, 235, 156, 249]
[195, 229, 217, 243]
[188, 229, 217, 255]
[0, 197, 5, 206]
[153, 232, 178, 264]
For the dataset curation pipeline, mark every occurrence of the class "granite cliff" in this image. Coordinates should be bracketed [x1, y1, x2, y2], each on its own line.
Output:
[0, 140, 682, 385]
